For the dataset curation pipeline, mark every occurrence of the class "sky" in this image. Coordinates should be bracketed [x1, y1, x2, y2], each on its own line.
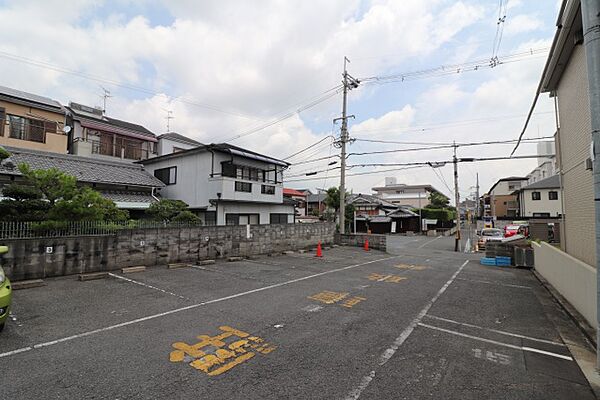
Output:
[0, 0, 561, 200]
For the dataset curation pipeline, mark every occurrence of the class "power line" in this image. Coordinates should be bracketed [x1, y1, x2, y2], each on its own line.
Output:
[0, 50, 264, 121]
[357, 48, 549, 85]
[283, 135, 335, 160]
[285, 165, 426, 183]
[221, 86, 343, 142]
[350, 111, 554, 136]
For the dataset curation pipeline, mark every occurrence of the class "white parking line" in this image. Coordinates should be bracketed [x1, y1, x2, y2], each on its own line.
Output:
[108, 273, 189, 300]
[455, 277, 532, 289]
[0, 255, 399, 359]
[424, 315, 566, 346]
[344, 260, 469, 400]
[417, 322, 573, 361]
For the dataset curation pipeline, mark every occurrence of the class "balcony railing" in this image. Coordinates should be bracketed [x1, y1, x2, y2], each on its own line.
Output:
[91, 141, 150, 160]
[2, 119, 59, 143]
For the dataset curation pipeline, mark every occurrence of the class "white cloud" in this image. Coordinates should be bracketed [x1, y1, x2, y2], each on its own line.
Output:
[504, 14, 544, 36]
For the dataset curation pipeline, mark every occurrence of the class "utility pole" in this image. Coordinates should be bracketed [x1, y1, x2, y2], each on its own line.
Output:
[581, 0, 600, 368]
[334, 57, 359, 234]
[453, 142, 461, 252]
[476, 173, 480, 220]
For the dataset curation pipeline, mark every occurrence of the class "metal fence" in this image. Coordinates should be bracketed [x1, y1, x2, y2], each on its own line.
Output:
[0, 220, 207, 239]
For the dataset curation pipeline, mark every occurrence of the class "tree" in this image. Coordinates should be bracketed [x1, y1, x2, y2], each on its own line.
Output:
[146, 199, 197, 223]
[428, 191, 450, 209]
[18, 164, 77, 206]
[324, 187, 341, 212]
[50, 187, 129, 221]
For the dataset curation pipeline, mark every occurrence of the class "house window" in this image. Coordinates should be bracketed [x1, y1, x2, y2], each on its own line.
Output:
[270, 213, 289, 224]
[235, 181, 252, 192]
[548, 191, 558, 200]
[7, 115, 46, 143]
[0, 107, 4, 136]
[261, 185, 275, 195]
[222, 162, 236, 178]
[532, 191, 541, 201]
[226, 213, 259, 225]
[204, 211, 216, 226]
[154, 166, 177, 185]
[533, 212, 551, 217]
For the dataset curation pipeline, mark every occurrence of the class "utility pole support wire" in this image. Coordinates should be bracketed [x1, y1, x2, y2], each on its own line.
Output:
[581, 0, 600, 369]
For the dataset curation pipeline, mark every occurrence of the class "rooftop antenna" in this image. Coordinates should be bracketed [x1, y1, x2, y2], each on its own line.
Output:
[163, 109, 174, 132]
[99, 86, 112, 114]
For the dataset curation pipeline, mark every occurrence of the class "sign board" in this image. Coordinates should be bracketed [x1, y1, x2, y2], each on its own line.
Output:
[391, 221, 397, 233]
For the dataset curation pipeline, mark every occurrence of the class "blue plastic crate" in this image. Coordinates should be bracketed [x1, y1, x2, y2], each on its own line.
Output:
[480, 257, 496, 266]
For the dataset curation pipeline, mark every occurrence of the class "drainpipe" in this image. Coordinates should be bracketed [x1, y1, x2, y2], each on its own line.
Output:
[581, 0, 600, 367]
[151, 187, 160, 202]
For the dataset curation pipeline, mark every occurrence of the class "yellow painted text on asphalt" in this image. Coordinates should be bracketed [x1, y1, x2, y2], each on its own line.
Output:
[394, 264, 429, 271]
[170, 326, 276, 376]
[308, 291, 366, 308]
[367, 273, 408, 283]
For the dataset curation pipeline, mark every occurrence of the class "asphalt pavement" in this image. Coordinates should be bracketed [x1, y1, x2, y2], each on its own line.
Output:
[0, 236, 596, 399]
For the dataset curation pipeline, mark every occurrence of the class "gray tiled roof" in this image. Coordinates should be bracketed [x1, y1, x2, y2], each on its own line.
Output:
[101, 191, 158, 203]
[68, 106, 156, 138]
[306, 193, 327, 202]
[0, 147, 165, 188]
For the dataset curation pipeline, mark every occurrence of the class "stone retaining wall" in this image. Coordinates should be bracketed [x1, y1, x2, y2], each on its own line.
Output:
[335, 233, 387, 251]
[2, 223, 335, 281]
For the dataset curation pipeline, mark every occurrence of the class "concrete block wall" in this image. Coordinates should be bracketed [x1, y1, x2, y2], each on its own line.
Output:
[335, 233, 386, 251]
[2, 223, 335, 281]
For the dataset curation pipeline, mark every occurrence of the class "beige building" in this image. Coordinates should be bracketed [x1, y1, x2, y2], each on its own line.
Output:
[0, 86, 68, 154]
[540, 0, 595, 267]
[487, 177, 528, 218]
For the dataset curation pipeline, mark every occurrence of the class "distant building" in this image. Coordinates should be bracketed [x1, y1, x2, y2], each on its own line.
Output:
[0, 85, 68, 154]
[371, 177, 445, 208]
[66, 102, 157, 161]
[306, 192, 328, 216]
[0, 146, 164, 216]
[157, 132, 202, 156]
[348, 193, 419, 234]
[514, 175, 562, 218]
[283, 188, 307, 217]
[140, 143, 294, 225]
[487, 176, 528, 218]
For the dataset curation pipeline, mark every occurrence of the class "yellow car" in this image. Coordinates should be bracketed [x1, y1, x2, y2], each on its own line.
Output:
[0, 246, 11, 332]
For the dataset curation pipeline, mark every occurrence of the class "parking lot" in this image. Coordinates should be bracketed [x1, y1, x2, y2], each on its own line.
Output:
[0, 239, 596, 399]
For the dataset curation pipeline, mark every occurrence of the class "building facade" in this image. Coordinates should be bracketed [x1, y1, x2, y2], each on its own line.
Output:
[67, 102, 157, 162]
[516, 175, 562, 218]
[140, 143, 294, 225]
[487, 177, 528, 218]
[0, 86, 68, 154]
[371, 177, 444, 208]
[540, 0, 595, 267]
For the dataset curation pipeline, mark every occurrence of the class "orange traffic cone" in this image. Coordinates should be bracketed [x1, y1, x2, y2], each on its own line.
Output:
[364, 238, 370, 251]
[316, 241, 323, 257]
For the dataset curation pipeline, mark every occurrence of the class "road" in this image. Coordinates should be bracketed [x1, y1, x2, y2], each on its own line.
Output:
[0, 236, 596, 399]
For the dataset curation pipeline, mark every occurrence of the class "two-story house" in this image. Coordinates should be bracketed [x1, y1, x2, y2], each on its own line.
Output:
[487, 176, 528, 218]
[66, 102, 157, 161]
[140, 143, 294, 225]
[0, 86, 68, 154]
[371, 177, 445, 208]
[514, 175, 562, 219]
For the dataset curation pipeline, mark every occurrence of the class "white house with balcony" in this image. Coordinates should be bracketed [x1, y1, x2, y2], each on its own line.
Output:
[139, 143, 295, 225]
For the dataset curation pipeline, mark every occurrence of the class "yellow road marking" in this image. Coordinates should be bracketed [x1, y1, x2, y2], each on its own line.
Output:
[308, 291, 349, 304]
[367, 273, 408, 283]
[170, 326, 276, 376]
[394, 263, 428, 271]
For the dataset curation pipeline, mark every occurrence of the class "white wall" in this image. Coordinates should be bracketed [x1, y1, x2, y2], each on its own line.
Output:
[218, 202, 294, 225]
[156, 137, 197, 156]
[520, 188, 562, 217]
[533, 242, 597, 328]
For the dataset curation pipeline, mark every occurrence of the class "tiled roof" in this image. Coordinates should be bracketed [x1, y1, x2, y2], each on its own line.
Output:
[283, 188, 307, 197]
[101, 191, 158, 203]
[306, 193, 327, 202]
[0, 146, 165, 188]
[158, 132, 202, 146]
[68, 106, 156, 138]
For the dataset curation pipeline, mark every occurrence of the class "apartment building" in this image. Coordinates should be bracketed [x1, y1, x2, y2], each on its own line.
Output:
[66, 102, 157, 161]
[0, 86, 68, 154]
[371, 177, 444, 208]
[140, 143, 294, 225]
